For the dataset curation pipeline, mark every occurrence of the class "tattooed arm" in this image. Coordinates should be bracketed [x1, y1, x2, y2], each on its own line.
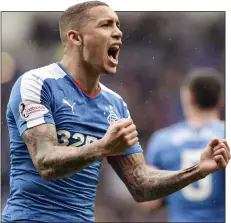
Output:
[109, 144, 228, 202]
[22, 124, 109, 180]
[22, 119, 138, 180]
[140, 165, 165, 211]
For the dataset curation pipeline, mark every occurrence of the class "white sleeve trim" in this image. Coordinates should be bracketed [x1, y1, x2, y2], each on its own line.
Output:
[27, 117, 45, 129]
[20, 72, 49, 128]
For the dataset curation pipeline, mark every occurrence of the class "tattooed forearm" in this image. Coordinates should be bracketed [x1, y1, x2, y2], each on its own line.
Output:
[22, 124, 108, 180]
[109, 153, 204, 202]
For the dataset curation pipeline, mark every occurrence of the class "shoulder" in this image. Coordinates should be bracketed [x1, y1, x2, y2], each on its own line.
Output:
[153, 122, 186, 138]
[100, 82, 127, 107]
[20, 63, 66, 85]
[10, 63, 66, 103]
[148, 121, 187, 147]
[100, 83, 123, 100]
[12, 63, 66, 92]
[206, 120, 225, 138]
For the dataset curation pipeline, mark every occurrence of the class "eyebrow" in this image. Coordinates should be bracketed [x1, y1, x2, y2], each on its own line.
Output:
[99, 17, 120, 26]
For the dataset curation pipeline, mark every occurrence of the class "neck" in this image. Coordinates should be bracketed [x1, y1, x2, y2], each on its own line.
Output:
[60, 54, 100, 95]
[186, 108, 220, 128]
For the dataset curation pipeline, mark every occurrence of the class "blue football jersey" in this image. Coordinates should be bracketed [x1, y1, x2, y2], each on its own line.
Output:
[2, 62, 142, 222]
[145, 121, 225, 222]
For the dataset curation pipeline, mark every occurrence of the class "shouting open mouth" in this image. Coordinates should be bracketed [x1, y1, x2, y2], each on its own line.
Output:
[107, 44, 121, 65]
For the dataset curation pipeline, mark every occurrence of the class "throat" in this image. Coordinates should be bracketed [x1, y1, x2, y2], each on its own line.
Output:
[74, 79, 101, 98]
[59, 58, 101, 97]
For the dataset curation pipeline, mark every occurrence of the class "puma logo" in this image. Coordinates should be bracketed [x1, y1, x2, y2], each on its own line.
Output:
[63, 99, 76, 114]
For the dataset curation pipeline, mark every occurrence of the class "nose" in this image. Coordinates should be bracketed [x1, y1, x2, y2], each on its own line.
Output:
[112, 26, 123, 40]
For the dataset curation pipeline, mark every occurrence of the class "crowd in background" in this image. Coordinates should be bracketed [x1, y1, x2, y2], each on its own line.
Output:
[2, 11, 225, 221]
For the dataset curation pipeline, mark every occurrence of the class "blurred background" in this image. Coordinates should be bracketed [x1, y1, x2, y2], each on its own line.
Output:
[1, 11, 225, 222]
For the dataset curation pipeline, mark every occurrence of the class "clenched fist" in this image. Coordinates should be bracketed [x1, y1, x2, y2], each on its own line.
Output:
[199, 138, 230, 177]
[101, 118, 138, 156]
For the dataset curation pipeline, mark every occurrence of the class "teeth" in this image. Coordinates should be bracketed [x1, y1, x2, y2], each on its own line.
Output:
[111, 45, 119, 50]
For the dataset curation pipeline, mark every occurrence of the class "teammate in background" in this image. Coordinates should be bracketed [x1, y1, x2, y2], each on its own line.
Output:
[2, 1, 230, 222]
[143, 69, 225, 222]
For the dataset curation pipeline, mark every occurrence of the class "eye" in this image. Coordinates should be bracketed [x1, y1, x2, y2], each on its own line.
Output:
[101, 23, 110, 27]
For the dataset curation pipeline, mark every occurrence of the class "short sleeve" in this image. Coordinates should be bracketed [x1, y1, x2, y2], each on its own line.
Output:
[121, 101, 143, 155]
[9, 72, 55, 136]
[145, 132, 163, 169]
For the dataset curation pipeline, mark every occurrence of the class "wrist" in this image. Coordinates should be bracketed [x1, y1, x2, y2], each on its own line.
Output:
[97, 138, 111, 157]
[198, 163, 210, 179]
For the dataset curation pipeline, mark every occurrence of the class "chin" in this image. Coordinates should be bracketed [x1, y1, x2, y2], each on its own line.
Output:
[102, 66, 117, 75]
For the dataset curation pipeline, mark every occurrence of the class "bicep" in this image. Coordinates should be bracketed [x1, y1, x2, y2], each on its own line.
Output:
[22, 123, 58, 169]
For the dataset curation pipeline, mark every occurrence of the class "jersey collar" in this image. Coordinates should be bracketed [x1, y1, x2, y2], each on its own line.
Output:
[56, 62, 101, 99]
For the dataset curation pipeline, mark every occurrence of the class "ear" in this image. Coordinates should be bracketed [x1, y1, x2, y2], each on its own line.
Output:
[66, 30, 82, 46]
